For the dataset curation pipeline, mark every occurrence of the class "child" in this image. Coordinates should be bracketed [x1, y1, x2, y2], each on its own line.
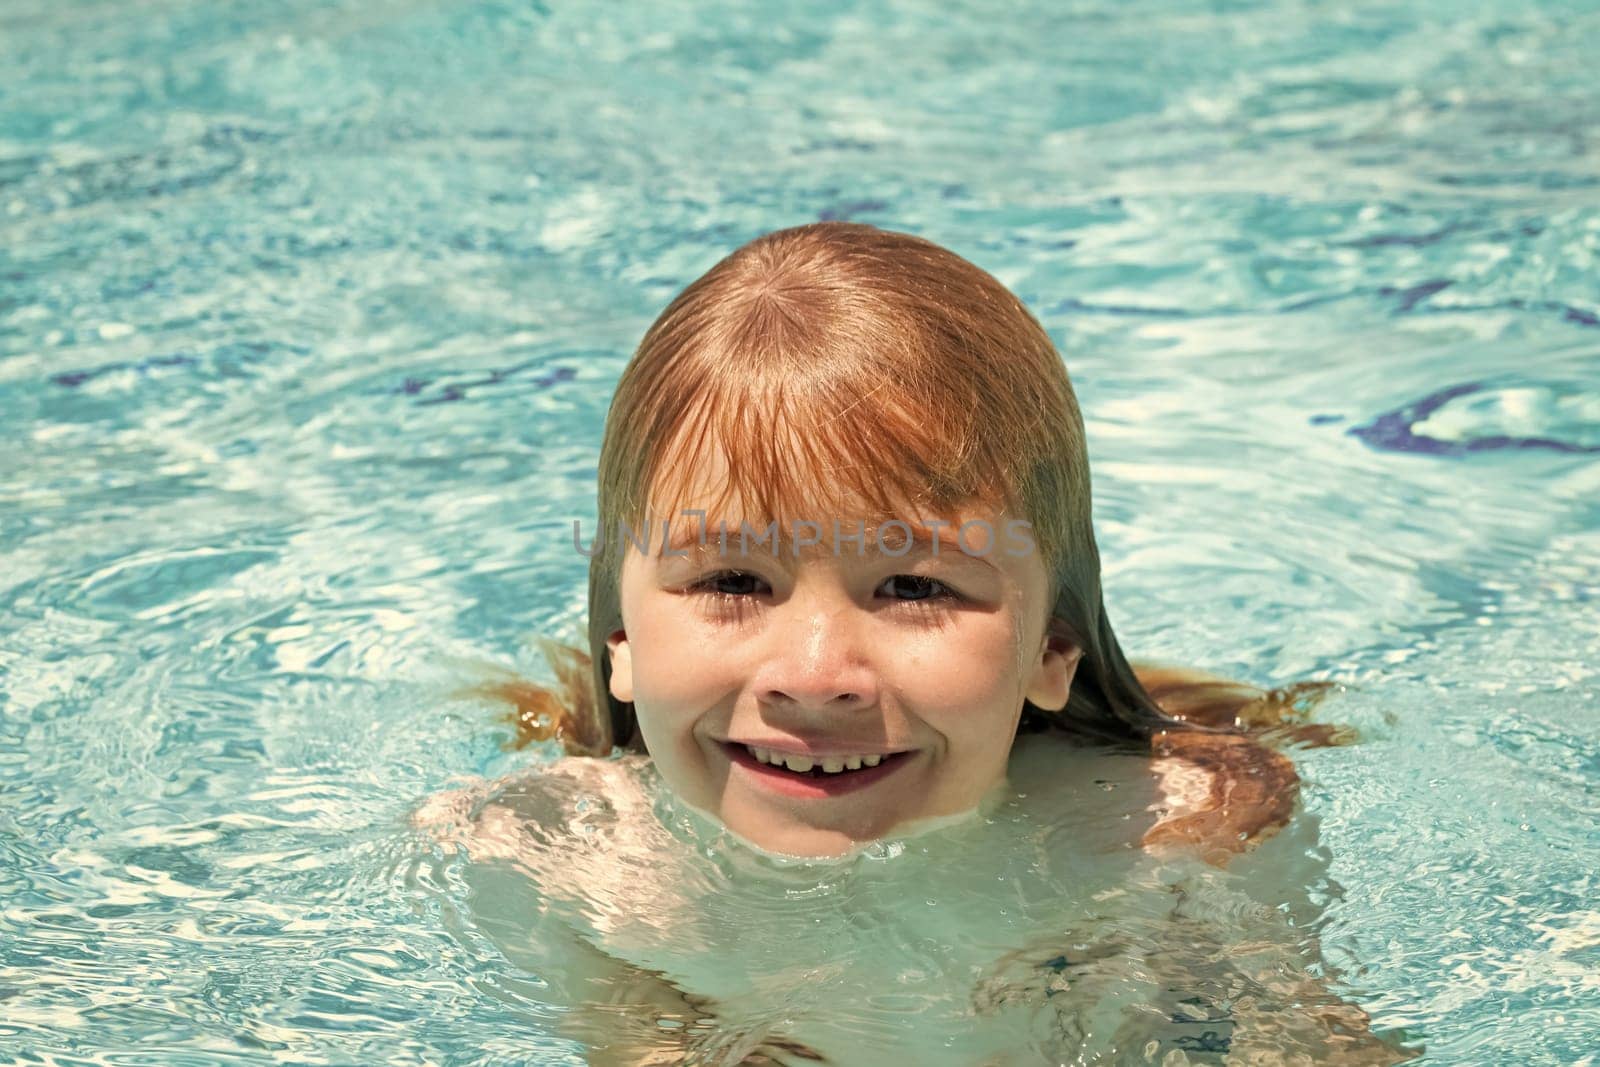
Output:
[420, 222, 1414, 1064]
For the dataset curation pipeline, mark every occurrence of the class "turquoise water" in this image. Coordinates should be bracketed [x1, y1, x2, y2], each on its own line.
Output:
[3, 0, 1598, 1063]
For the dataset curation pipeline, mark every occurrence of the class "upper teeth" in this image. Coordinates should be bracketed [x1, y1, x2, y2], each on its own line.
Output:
[746, 746, 887, 773]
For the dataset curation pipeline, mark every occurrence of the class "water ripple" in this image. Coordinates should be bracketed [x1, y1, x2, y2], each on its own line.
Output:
[4, 0, 1597, 1062]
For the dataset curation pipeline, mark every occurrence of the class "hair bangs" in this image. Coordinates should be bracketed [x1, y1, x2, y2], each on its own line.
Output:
[638, 343, 1022, 545]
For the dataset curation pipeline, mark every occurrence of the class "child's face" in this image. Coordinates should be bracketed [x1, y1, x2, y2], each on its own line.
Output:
[604, 498, 1080, 858]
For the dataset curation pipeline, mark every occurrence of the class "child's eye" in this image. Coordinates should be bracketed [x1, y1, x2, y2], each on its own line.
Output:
[684, 575, 947, 607]
[878, 575, 958, 603]
[692, 571, 768, 598]
[689, 570, 768, 623]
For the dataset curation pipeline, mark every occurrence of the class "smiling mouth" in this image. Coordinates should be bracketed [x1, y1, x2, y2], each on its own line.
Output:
[742, 743, 904, 774]
[719, 741, 917, 796]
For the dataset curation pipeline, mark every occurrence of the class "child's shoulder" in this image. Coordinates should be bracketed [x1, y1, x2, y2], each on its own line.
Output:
[1142, 728, 1299, 864]
[1133, 663, 1303, 864]
[410, 754, 656, 864]
[1009, 723, 1297, 865]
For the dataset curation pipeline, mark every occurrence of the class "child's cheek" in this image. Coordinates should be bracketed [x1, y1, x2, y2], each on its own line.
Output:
[896, 621, 1029, 738]
[629, 620, 733, 721]
[901, 622, 1022, 701]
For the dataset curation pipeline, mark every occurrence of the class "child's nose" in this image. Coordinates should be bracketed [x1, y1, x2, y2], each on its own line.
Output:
[752, 598, 880, 711]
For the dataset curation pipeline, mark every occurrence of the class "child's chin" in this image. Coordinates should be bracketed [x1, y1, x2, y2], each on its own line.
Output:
[719, 810, 882, 862]
[724, 800, 985, 862]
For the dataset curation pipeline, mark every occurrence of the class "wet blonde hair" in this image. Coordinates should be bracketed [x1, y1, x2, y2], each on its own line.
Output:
[506, 221, 1197, 756]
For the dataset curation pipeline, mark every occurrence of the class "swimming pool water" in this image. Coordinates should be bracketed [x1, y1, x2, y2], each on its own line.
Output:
[2, 0, 1597, 1063]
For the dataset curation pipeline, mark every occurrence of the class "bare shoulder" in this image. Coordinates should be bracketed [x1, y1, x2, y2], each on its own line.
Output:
[1134, 664, 1301, 865]
[1142, 729, 1299, 863]
[409, 755, 649, 865]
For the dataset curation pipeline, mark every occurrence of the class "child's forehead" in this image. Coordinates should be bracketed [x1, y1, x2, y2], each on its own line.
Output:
[635, 479, 1027, 576]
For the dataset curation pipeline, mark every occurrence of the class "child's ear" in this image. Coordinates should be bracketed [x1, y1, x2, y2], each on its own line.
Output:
[605, 628, 634, 703]
[1025, 632, 1081, 712]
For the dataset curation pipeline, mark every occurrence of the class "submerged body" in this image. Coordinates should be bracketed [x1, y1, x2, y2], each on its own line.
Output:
[416, 699, 1410, 1066]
